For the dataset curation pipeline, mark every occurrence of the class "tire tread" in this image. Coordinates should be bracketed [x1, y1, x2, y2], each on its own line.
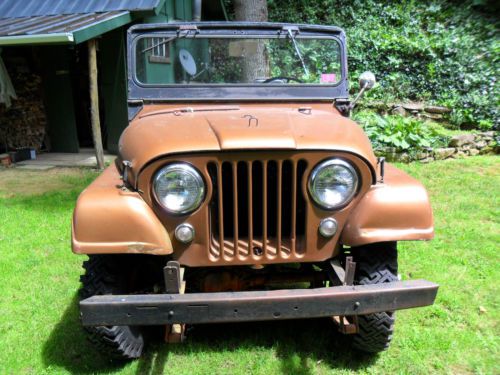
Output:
[350, 242, 398, 353]
[79, 255, 144, 360]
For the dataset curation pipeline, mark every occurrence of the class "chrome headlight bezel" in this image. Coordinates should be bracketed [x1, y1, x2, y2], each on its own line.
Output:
[153, 163, 205, 215]
[308, 159, 359, 210]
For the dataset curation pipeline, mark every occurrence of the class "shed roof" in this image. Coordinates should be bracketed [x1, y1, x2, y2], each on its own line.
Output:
[0, 0, 163, 18]
[0, 0, 165, 46]
[0, 11, 132, 45]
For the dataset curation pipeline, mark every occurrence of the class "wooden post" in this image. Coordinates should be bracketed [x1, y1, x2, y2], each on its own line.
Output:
[88, 39, 105, 169]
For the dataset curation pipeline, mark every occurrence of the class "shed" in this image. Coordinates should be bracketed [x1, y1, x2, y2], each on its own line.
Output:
[0, 0, 216, 167]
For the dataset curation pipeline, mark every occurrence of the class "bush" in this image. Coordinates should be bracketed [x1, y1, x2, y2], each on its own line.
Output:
[353, 111, 449, 152]
[267, 0, 499, 130]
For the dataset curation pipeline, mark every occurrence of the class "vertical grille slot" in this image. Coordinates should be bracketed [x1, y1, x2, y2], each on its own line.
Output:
[221, 162, 234, 243]
[232, 161, 239, 253]
[276, 160, 283, 253]
[207, 162, 220, 259]
[262, 160, 268, 255]
[295, 160, 308, 254]
[246, 160, 253, 256]
[236, 161, 249, 256]
[208, 156, 307, 261]
[251, 161, 263, 241]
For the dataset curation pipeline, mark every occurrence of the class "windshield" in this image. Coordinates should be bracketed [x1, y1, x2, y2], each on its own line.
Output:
[135, 34, 342, 86]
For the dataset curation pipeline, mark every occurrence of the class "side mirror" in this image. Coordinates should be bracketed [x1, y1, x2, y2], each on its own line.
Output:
[349, 71, 376, 112]
[359, 71, 376, 90]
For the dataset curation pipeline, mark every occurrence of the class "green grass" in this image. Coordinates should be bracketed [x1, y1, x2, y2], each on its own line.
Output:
[0, 157, 498, 374]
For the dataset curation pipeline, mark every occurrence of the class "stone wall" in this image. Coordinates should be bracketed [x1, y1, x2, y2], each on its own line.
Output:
[362, 101, 451, 122]
[377, 131, 498, 163]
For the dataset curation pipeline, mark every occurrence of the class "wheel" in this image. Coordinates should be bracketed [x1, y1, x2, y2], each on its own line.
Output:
[79, 255, 153, 360]
[350, 242, 398, 353]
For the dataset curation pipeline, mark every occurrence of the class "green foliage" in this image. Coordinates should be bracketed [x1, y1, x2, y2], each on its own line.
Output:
[353, 111, 449, 151]
[268, 38, 342, 83]
[267, 0, 499, 129]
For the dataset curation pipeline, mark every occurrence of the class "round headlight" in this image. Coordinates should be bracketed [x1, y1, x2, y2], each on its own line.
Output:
[308, 159, 359, 209]
[153, 163, 205, 214]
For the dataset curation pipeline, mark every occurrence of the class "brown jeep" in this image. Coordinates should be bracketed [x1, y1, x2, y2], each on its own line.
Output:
[73, 22, 438, 359]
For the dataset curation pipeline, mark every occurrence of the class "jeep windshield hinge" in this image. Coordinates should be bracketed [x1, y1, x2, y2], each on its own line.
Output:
[121, 160, 132, 184]
[128, 100, 143, 121]
[334, 99, 351, 117]
[281, 25, 300, 34]
[178, 24, 199, 32]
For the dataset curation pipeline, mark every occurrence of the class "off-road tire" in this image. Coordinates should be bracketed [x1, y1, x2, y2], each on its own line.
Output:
[79, 255, 147, 360]
[350, 242, 398, 353]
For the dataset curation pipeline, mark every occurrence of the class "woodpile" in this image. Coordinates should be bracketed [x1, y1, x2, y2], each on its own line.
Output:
[0, 72, 47, 151]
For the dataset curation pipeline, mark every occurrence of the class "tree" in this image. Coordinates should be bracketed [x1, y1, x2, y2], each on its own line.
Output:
[234, 0, 268, 21]
[233, 0, 269, 81]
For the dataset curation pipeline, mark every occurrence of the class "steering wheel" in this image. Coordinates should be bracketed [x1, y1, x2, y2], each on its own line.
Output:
[263, 76, 303, 84]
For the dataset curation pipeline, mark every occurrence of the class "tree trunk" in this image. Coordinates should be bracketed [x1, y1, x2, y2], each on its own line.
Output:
[234, 0, 268, 21]
[234, 0, 269, 82]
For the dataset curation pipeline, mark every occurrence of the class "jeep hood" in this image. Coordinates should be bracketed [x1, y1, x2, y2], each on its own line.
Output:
[119, 103, 377, 185]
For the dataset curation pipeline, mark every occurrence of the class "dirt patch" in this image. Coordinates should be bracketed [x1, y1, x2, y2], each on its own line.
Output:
[0, 167, 94, 197]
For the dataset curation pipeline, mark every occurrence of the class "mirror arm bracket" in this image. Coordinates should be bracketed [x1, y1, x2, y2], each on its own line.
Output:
[347, 71, 376, 113]
[348, 82, 368, 111]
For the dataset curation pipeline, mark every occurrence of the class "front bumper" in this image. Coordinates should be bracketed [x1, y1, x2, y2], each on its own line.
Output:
[80, 279, 438, 326]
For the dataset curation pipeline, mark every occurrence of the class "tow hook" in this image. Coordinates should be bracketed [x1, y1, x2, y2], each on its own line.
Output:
[331, 256, 360, 334]
[163, 261, 186, 343]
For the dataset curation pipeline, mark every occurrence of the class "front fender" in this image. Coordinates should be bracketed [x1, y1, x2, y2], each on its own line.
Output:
[341, 164, 434, 246]
[72, 164, 172, 255]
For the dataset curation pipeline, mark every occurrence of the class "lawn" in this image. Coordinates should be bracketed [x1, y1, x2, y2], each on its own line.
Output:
[0, 157, 498, 374]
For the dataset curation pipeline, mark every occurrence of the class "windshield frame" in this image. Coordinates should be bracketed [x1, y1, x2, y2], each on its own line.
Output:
[127, 22, 348, 102]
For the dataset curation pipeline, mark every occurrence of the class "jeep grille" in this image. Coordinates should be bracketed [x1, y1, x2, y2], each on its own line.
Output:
[207, 158, 308, 260]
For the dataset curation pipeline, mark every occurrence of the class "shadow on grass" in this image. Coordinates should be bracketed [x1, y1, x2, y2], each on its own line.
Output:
[43, 294, 379, 374]
[158, 320, 378, 375]
[42, 295, 128, 374]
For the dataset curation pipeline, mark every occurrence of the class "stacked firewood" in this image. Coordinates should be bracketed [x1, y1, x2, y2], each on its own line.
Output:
[0, 72, 47, 151]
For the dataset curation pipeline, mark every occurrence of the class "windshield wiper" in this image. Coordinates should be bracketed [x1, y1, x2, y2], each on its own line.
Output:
[285, 27, 309, 78]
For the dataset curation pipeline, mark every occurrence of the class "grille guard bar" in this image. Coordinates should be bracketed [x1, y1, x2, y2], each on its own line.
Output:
[80, 279, 438, 326]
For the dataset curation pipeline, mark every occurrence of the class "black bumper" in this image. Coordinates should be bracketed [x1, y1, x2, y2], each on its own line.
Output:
[80, 279, 438, 326]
